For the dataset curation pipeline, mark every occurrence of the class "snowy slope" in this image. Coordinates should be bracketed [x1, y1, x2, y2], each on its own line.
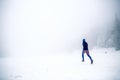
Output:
[1, 48, 120, 80]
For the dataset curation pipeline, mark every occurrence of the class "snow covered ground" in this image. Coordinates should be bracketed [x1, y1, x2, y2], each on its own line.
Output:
[1, 48, 120, 80]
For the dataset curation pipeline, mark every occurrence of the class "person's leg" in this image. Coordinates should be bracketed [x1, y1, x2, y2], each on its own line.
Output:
[86, 50, 93, 64]
[82, 50, 85, 62]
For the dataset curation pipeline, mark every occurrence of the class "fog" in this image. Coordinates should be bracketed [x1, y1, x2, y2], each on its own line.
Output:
[1, 0, 119, 56]
[1, 1, 120, 80]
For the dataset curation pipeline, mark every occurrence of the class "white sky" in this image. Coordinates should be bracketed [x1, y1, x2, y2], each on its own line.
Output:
[1, 0, 117, 56]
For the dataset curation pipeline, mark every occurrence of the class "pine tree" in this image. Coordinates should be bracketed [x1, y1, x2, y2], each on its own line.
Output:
[111, 15, 120, 50]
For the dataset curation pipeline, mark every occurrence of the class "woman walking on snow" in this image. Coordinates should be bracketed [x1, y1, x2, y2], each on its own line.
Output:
[82, 39, 93, 64]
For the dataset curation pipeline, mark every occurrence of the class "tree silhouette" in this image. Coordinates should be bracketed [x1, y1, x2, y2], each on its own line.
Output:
[107, 15, 120, 50]
[113, 15, 120, 50]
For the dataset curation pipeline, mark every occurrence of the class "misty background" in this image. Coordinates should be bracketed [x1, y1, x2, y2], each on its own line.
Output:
[0, 0, 120, 57]
[1, 0, 120, 80]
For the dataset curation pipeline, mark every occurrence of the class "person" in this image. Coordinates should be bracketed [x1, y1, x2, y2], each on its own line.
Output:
[82, 39, 93, 64]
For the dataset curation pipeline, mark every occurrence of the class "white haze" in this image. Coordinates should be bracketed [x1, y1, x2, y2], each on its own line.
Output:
[1, 0, 117, 56]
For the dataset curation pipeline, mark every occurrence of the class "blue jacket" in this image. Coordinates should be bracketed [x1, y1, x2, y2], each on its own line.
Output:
[82, 41, 88, 50]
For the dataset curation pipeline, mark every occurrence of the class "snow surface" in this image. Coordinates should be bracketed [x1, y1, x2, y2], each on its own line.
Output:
[1, 48, 120, 80]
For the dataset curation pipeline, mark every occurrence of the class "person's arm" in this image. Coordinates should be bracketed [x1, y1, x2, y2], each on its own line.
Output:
[86, 42, 88, 47]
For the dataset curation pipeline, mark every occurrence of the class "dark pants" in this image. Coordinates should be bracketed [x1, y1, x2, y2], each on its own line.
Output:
[82, 50, 93, 61]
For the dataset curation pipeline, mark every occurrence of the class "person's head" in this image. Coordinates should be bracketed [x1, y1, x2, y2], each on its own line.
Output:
[83, 39, 86, 42]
